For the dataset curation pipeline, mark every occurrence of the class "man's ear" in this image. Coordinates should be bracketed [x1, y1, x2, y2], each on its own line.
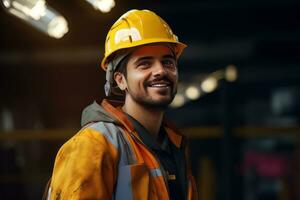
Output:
[114, 72, 127, 91]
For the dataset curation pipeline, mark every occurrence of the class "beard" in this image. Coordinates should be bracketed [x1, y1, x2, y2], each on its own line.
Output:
[126, 84, 177, 110]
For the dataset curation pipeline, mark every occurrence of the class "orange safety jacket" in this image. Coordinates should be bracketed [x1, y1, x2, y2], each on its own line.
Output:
[47, 99, 198, 200]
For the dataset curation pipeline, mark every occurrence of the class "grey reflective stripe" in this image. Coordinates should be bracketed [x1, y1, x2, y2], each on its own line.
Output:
[117, 127, 137, 166]
[150, 168, 162, 177]
[87, 122, 138, 200]
[114, 165, 133, 200]
[89, 122, 119, 148]
[88, 122, 137, 165]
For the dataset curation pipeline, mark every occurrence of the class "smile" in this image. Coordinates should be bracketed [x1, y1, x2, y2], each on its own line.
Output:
[148, 80, 172, 88]
[149, 83, 171, 88]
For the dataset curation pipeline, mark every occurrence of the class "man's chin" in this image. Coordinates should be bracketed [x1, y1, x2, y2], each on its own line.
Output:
[130, 91, 176, 109]
[141, 97, 174, 109]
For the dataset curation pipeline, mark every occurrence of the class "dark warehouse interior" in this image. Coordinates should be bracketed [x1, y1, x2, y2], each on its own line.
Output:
[0, 0, 300, 199]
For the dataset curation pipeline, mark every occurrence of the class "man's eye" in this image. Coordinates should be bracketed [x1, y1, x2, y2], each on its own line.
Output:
[162, 60, 176, 68]
[138, 61, 151, 68]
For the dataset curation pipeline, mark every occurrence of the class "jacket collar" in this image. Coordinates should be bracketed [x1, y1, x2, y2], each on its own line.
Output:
[101, 99, 184, 148]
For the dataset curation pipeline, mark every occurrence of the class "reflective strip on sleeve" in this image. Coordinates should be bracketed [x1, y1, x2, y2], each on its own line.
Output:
[150, 168, 162, 177]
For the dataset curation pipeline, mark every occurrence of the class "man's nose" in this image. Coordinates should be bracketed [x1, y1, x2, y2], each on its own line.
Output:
[152, 60, 166, 77]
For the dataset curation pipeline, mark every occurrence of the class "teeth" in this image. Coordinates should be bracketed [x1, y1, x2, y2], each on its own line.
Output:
[150, 84, 168, 87]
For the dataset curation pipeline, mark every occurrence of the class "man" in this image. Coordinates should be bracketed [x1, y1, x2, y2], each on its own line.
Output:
[46, 9, 198, 200]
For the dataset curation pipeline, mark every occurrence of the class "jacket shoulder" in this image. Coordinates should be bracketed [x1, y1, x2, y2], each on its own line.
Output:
[50, 122, 120, 199]
[56, 122, 122, 159]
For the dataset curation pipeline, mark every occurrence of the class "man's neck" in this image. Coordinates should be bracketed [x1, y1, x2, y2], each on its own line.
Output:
[122, 97, 164, 137]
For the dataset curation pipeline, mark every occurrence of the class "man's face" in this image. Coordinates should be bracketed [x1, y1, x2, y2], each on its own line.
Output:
[119, 44, 178, 109]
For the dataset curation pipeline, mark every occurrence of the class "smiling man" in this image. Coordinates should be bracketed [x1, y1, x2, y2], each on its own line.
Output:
[46, 9, 198, 200]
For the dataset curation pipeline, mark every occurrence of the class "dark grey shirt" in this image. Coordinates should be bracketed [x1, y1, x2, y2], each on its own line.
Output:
[126, 114, 185, 200]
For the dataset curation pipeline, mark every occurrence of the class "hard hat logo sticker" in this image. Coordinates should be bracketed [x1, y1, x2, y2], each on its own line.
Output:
[114, 28, 142, 44]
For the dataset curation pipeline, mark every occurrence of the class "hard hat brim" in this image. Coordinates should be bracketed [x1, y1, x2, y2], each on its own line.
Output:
[101, 39, 187, 70]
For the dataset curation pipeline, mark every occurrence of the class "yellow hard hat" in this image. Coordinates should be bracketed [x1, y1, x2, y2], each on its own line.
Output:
[101, 9, 187, 70]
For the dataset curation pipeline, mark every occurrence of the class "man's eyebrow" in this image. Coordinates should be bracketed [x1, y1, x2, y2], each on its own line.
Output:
[134, 54, 175, 65]
[134, 56, 153, 65]
[162, 54, 176, 60]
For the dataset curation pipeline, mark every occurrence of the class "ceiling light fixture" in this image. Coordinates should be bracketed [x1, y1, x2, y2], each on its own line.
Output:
[2, 0, 68, 38]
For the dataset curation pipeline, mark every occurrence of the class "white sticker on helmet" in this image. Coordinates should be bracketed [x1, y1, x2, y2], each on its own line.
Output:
[114, 28, 142, 44]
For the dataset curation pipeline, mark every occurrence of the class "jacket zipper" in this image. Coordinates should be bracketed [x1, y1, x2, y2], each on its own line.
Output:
[128, 131, 171, 199]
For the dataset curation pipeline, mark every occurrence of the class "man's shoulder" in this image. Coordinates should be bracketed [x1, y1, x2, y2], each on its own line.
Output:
[56, 122, 122, 157]
[66, 121, 125, 149]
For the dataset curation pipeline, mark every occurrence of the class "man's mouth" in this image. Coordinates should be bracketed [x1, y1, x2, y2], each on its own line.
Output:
[148, 81, 172, 88]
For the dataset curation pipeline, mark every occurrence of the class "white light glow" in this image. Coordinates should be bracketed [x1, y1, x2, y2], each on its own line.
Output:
[201, 77, 218, 93]
[11, 0, 46, 20]
[3, 0, 68, 39]
[29, 0, 46, 20]
[170, 94, 185, 108]
[47, 16, 68, 38]
[85, 0, 115, 13]
[3, 0, 10, 7]
[185, 85, 201, 100]
[225, 64, 238, 82]
[7, 6, 27, 19]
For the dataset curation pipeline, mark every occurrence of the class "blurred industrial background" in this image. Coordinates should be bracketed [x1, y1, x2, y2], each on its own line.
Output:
[0, 0, 300, 199]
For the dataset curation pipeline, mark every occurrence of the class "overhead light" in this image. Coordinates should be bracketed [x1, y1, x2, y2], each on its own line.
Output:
[185, 85, 201, 100]
[201, 77, 218, 93]
[46, 16, 68, 38]
[2, 0, 68, 38]
[3, 0, 46, 20]
[85, 0, 115, 13]
[170, 94, 186, 108]
[225, 64, 238, 82]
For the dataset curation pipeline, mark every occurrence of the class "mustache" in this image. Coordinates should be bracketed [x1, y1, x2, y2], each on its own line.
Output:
[146, 76, 173, 86]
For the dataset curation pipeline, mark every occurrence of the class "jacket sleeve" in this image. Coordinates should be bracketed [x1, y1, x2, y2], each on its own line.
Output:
[49, 127, 119, 200]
